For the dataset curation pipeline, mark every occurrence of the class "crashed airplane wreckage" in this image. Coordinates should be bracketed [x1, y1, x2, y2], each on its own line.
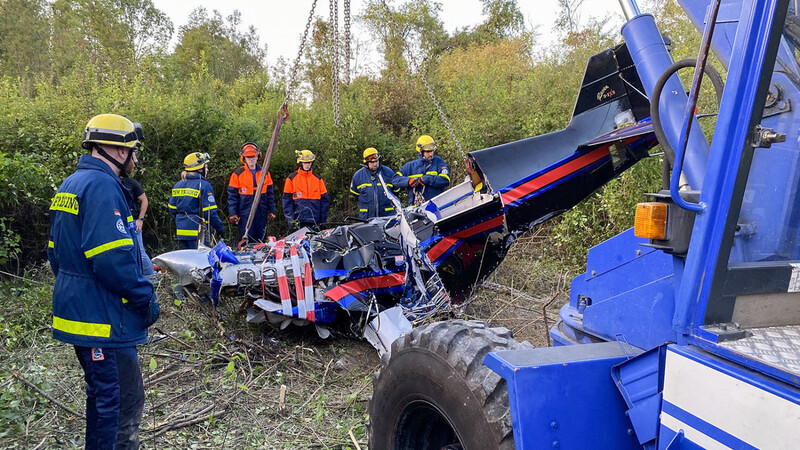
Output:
[153, 43, 659, 354]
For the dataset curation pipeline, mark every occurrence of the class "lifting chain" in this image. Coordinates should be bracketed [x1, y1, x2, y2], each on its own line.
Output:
[330, 0, 341, 127]
[344, 0, 351, 85]
[378, 0, 466, 162]
[284, 0, 319, 106]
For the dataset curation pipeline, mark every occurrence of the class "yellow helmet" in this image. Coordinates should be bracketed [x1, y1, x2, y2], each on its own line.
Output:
[81, 114, 143, 150]
[363, 147, 380, 163]
[296, 149, 316, 163]
[184, 152, 210, 171]
[416, 135, 436, 153]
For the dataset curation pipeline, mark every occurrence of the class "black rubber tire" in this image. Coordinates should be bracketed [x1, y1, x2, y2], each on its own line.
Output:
[368, 320, 531, 450]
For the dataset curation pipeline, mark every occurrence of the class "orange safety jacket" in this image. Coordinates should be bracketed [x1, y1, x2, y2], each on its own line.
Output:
[227, 165, 275, 240]
[282, 169, 329, 227]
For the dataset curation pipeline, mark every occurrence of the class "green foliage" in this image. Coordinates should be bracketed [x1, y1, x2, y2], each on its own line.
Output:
[0, 274, 53, 350]
[313, 392, 330, 421]
[550, 156, 664, 270]
[173, 8, 266, 84]
[0, 148, 58, 270]
[449, 0, 528, 48]
[362, 0, 448, 67]
[0, 218, 21, 266]
[0, 0, 693, 277]
[0, 365, 51, 435]
[479, 0, 526, 39]
[0, 0, 51, 94]
[121, 0, 174, 61]
[434, 38, 535, 152]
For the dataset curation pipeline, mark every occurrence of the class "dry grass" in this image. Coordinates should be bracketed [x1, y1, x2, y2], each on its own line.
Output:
[1, 230, 577, 448]
[463, 227, 577, 347]
[2, 274, 378, 449]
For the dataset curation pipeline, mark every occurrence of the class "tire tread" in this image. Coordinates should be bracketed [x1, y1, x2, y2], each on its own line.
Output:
[369, 319, 533, 449]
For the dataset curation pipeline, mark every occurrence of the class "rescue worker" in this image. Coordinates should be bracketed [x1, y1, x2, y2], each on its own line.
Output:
[47, 113, 160, 449]
[394, 135, 450, 206]
[168, 152, 225, 248]
[350, 147, 399, 219]
[121, 155, 156, 279]
[282, 150, 329, 231]
[227, 142, 276, 241]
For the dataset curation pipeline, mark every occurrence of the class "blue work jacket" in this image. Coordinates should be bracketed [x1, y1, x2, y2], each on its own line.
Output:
[393, 155, 451, 205]
[168, 172, 225, 241]
[47, 154, 156, 348]
[350, 165, 399, 220]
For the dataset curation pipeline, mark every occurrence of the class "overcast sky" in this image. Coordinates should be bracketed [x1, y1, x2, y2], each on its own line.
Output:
[152, 0, 629, 72]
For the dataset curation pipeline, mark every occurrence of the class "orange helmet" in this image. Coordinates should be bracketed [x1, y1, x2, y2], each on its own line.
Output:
[240, 142, 261, 164]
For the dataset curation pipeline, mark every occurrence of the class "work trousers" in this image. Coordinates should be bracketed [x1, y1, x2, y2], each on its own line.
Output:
[178, 239, 197, 250]
[75, 346, 144, 450]
[177, 233, 214, 249]
[291, 222, 320, 233]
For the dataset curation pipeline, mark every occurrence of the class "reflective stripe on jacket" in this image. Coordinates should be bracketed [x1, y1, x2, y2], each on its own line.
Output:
[47, 154, 155, 348]
[350, 165, 398, 220]
[168, 172, 224, 240]
[393, 154, 450, 205]
[227, 165, 274, 239]
[282, 170, 329, 225]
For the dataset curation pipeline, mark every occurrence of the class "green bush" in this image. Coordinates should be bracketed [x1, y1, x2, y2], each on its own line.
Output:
[549, 155, 664, 271]
[0, 0, 697, 275]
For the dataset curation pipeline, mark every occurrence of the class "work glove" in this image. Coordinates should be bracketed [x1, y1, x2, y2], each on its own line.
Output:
[143, 294, 160, 328]
[229, 215, 240, 224]
[408, 177, 422, 188]
[268, 213, 276, 221]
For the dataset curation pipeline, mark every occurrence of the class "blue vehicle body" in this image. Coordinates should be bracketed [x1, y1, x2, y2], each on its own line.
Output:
[485, 0, 800, 448]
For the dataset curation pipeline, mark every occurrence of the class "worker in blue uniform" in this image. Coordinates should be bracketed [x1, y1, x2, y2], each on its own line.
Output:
[168, 152, 225, 249]
[350, 147, 399, 219]
[120, 157, 155, 280]
[48, 113, 160, 449]
[393, 135, 451, 206]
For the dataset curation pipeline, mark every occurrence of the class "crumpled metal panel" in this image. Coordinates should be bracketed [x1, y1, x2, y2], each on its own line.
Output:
[363, 306, 413, 357]
[152, 249, 211, 286]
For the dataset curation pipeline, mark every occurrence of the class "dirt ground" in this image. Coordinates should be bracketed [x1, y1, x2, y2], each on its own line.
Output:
[0, 232, 575, 449]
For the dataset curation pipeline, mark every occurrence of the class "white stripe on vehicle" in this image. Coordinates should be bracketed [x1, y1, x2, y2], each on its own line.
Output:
[662, 347, 800, 449]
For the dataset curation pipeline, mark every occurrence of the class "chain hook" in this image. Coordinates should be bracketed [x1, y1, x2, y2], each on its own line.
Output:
[238, 236, 249, 251]
[280, 103, 289, 121]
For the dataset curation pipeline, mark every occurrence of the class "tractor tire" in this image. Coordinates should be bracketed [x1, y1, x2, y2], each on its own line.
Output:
[368, 320, 531, 450]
